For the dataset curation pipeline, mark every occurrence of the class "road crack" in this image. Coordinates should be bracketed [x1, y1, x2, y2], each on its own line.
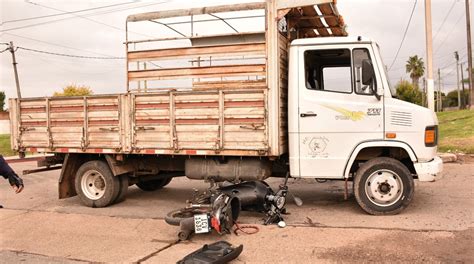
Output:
[288, 223, 467, 233]
[135, 239, 181, 263]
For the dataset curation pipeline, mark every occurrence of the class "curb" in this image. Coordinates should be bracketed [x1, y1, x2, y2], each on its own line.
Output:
[438, 153, 457, 163]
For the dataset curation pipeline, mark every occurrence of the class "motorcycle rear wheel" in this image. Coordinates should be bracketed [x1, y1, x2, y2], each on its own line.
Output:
[165, 208, 209, 226]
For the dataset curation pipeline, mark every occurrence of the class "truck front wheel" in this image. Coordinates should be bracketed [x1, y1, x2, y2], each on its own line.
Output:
[75, 160, 120, 208]
[354, 157, 414, 215]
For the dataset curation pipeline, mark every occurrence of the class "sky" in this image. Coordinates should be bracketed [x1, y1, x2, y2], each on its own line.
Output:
[0, 0, 472, 102]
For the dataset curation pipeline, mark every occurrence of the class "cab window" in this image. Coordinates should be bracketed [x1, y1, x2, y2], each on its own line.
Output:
[304, 49, 352, 93]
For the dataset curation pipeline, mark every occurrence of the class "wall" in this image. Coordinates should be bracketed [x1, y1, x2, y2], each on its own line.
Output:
[0, 112, 10, 134]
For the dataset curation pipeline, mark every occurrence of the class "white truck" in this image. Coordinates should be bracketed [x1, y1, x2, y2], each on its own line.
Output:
[9, 0, 442, 215]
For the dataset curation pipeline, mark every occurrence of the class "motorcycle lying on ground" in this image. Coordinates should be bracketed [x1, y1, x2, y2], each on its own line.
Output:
[165, 173, 302, 240]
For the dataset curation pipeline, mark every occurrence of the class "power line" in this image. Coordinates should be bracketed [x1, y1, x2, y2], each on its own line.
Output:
[388, 0, 418, 71]
[5, 33, 162, 68]
[0, 1, 140, 25]
[26, 1, 156, 39]
[432, 0, 457, 41]
[434, 13, 465, 55]
[17, 46, 125, 59]
[435, 46, 466, 60]
[4, 32, 121, 58]
[441, 61, 467, 78]
[440, 53, 467, 69]
[0, 0, 171, 32]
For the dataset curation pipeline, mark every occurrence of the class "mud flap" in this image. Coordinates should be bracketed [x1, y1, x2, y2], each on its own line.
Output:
[177, 241, 243, 264]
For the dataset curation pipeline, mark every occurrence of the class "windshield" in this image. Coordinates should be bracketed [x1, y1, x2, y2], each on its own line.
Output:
[376, 44, 395, 97]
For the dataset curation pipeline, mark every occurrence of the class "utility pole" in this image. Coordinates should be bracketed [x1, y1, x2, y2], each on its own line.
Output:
[437, 68, 441, 112]
[422, 77, 426, 107]
[425, 0, 435, 111]
[466, 0, 473, 108]
[8, 41, 22, 99]
[461, 63, 466, 108]
[455, 51, 461, 109]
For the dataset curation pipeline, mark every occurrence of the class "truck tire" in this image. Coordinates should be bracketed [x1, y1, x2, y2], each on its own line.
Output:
[354, 157, 414, 215]
[75, 160, 120, 208]
[136, 177, 172, 191]
[114, 174, 129, 204]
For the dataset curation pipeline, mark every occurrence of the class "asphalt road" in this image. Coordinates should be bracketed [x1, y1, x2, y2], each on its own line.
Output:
[0, 159, 473, 263]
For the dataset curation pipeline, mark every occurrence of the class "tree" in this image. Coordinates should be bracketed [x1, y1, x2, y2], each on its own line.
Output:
[445, 89, 469, 107]
[405, 55, 425, 89]
[53, 84, 93, 97]
[0, 91, 5, 112]
[395, 80, 422, 105]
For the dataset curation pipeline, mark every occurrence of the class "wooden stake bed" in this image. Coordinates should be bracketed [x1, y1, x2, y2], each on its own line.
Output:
[9, 0, 346, 157]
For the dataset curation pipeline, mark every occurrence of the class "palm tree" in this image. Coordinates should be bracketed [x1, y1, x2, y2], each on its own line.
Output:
[405, 55, 425, 89]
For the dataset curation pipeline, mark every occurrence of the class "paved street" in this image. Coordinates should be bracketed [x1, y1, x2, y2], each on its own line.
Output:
[1, 159, 473, 263]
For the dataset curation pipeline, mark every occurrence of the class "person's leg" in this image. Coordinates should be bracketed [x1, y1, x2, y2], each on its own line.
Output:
[0, 155, 24, 192]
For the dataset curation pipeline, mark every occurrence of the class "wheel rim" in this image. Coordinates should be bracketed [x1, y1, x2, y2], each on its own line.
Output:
[364, 169, 403, 207]
[81, 169, 106, 200]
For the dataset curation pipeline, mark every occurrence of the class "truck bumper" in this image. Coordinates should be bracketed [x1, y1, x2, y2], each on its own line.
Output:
[414, 156, 443, 182]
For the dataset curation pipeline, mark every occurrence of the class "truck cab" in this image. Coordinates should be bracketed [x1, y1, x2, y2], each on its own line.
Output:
[288, 36, 443, 214]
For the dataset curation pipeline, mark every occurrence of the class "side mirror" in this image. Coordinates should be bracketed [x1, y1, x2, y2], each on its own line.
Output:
[361, 59, 374, 85]
[361, 59, 380, 100]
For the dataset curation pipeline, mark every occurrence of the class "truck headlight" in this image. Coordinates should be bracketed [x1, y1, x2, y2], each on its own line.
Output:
[425, 126, 438, 147]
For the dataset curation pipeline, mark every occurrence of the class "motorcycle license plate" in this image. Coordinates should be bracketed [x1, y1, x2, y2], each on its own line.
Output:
[194, 213, 211, 234]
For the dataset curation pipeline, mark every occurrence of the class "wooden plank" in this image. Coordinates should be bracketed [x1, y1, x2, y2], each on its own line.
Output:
[50, 127, 82, 133]
[176, 132, 218, 142]
[21, 112, 47, 119]
[135, 141, 171, 148]
[192, 80, 267, 90]
[20, 100, 47, 107]
[224, 108, 265, 116]
[277, 0, 333, 10]
[176, 125, 218, 132]
[301, 6, 329, 36]
[317, 3, 347, 36]
[49, 112, 82, 119]
[127, 2, 265, 22]
[128, 42, 265, 62]
[175, 108, 219, 116]
[224, 142, 266, 148]
[128, 64, 266, 81]
[20, 106, 46, 113]
[135, 109, 170, 117]
[134, 126, 170, 132]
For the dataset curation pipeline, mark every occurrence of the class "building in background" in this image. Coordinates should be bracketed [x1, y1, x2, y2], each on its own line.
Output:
[0, 112, 10, 134]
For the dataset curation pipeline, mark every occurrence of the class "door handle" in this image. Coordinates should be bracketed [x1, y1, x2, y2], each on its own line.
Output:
[300, 112, 318, 117]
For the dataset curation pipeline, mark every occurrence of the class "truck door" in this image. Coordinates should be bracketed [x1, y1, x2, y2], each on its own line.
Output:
[297, 45, 384, 178]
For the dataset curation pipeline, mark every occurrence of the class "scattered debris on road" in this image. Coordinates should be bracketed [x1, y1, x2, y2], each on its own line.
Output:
[177, 241, 243, 264]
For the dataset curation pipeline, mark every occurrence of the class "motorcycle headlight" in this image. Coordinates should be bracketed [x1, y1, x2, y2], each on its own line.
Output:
[275, 196, 286, 209]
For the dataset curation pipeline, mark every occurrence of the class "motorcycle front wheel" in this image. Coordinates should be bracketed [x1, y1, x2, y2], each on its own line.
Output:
[164, 208, 209, 226]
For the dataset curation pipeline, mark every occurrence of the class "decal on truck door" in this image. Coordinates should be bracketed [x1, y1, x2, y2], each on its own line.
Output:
[367, 108, 382, 116]
[302, 136, 329, 157]
[321, 104, 366, 121]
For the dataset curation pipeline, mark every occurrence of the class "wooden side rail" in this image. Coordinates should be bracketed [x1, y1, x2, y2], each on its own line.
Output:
[128, 64, 266, 81]
[128, 42, 265, 62]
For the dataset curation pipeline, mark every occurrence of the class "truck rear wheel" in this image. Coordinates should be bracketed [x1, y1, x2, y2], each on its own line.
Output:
[114, 174, 129, 203]
[354, 157, 414, 215]
[75, 160, 120, 208]
[136, 178, 172, 191]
